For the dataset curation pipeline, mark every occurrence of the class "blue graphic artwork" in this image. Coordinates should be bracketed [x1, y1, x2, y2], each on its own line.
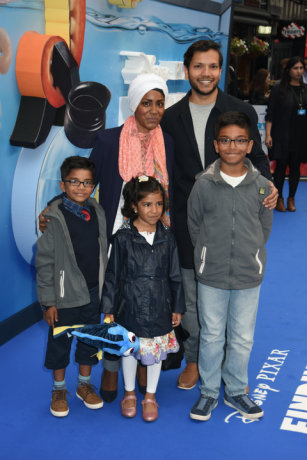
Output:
[86, 9, 228, 45]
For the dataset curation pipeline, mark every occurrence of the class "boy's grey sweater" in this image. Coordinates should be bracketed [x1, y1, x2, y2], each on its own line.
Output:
[36, 198, 108, 309]
[188, 158, 273, 290]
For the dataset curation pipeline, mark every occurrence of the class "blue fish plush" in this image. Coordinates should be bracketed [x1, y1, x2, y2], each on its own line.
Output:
[53, 322, 140, 360]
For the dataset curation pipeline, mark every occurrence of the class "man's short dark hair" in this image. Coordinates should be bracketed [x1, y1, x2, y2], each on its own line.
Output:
[60, 156, 96, 181]
[184, 40, 223, 69]
[214, 112, 252, 140]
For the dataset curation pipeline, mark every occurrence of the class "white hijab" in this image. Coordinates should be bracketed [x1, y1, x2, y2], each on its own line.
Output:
[128, 73, 169, 113]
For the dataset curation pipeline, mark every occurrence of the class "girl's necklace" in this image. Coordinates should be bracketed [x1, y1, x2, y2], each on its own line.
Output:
[291, 85, 303, 109]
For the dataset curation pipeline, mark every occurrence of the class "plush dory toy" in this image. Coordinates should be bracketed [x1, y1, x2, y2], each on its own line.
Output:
[53, 322, 140, 360]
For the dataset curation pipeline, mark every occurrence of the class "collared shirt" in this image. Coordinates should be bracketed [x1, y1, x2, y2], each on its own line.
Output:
[62, 195, 91, 221]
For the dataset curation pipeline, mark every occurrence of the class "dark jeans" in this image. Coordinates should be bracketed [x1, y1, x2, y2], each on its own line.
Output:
[45, 285, 100, 370]
[274, 153, 301, 198]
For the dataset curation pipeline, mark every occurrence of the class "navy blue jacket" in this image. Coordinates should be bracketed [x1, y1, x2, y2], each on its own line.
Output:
[101, 217, 186, 338]
[50, 125, 175, 240]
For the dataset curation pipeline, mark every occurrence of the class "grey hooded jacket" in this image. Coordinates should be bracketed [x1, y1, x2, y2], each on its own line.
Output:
[187, 158, 273, 290]
[36, 198, 108, 309]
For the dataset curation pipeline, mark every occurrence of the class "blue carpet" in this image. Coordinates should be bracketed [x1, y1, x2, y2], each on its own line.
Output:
[1, 182, 307, 459]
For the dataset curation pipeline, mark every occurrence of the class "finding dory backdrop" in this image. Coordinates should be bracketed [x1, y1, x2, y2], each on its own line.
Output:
[0, 0, 232, 325]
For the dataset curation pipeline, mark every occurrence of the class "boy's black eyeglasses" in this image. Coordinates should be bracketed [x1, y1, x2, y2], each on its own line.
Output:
[217, 139, 250, 148]
[62, 179, 94, 188]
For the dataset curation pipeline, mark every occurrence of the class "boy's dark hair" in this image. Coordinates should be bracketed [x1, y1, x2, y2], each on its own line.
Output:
[184, 40, 223, 69]
[122, 176, 166, 219]
[214, 111, 252, 140]
[60, 156, 96, 181]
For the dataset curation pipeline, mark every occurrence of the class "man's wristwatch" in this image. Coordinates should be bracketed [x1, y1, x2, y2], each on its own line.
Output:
[40, 305, 51, 312]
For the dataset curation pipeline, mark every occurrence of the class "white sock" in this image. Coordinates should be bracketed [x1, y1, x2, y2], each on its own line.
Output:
[146, 361, 162, 394]
[122, 355, 138, 392]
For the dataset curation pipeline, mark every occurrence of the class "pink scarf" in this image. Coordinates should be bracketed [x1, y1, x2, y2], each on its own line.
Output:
[118, 115, 170, 226]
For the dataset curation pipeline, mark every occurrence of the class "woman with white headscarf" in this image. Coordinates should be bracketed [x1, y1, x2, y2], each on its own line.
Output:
[39, 73, 175, 406]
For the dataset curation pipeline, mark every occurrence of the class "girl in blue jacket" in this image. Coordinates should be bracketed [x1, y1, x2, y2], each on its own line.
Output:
[102, 176, 186, 422]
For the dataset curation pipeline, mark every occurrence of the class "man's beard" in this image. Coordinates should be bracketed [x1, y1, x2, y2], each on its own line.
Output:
[189, 78, 219, 96]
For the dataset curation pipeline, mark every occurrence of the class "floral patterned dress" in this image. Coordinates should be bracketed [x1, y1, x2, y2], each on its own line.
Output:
[132, 231, 179, 365]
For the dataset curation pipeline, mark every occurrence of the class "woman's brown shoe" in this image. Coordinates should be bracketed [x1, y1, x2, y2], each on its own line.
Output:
[287, 197, 296, 212]
[177, 363, 199, 390]
[276, 197, 286, 212]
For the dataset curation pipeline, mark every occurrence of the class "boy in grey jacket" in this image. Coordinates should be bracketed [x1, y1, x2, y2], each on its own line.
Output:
[36, 156, 108, 417]
[188, 112, 273, 422]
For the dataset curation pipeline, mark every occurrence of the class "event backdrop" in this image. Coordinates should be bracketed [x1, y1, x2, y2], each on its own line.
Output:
[0, 0, 232, 323]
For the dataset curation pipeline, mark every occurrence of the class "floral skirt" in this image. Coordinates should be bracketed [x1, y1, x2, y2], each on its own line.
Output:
[133, 330, 179, 365]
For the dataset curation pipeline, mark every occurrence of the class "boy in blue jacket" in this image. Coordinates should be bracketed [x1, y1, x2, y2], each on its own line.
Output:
[187, 112, 273, 421]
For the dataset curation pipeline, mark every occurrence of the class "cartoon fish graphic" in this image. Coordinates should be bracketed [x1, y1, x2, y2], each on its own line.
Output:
[54, 322, 140, 360]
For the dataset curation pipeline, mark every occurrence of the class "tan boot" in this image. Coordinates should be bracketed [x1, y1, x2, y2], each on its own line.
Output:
[177, 363, 199, 390]
[276, 197, 286, 212]
[77, 383, 103, 409]
[287, 197, 296, 212]
[50, 389, 70, 417]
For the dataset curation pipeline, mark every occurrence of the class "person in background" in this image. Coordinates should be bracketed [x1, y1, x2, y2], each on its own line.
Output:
[249, 69, 270, 105]
[275, 58, 289, 83]
[265, 57, 307, 212]
[228, 54, 246, 100]
[302, 57, 307, 84]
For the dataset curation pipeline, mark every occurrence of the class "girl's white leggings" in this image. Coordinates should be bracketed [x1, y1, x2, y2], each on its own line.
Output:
[122, 355, 162, 394]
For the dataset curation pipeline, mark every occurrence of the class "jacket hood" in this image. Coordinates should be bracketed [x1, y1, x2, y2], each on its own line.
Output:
[195, 158, 261, 186]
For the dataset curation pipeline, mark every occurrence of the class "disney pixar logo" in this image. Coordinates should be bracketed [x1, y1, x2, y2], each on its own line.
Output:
[281, 23, 305, 39]
[225, 349, 289, 424]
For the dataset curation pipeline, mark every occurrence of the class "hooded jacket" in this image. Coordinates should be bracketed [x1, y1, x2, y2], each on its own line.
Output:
[36, 198, 108, 309]
[101, 217, 186, 338]
[188, 158, 273, 290]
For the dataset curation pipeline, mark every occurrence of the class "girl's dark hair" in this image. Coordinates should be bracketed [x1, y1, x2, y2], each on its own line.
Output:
[60, 155, 95, 181]
[122, 176, 166, 218]
[214, 111, 252, 140]
[249, 69, 269, 95]
[277, 56, 304, 104]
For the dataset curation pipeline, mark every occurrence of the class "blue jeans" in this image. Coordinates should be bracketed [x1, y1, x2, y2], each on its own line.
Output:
[198, 283, 261, 399]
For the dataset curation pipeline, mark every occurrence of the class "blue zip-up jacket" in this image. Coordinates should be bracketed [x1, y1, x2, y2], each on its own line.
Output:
[101, 217, 186, 338]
